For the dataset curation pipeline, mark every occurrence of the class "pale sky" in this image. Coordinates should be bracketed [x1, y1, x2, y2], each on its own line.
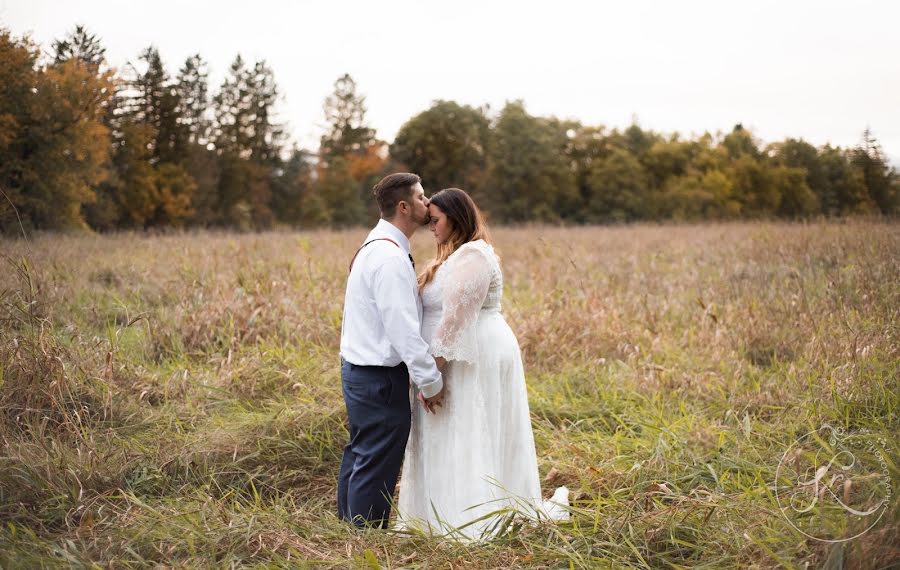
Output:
[3, 0, 899, 163]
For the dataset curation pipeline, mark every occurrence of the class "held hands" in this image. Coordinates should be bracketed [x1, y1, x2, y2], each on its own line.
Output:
[417, 386, 445, 414]
[412, 356, 448, 414]
[418, 356, 448, 414]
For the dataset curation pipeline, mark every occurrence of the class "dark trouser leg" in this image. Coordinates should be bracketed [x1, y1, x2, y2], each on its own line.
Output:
[337, 359, 358, 521]
[346, 421, 410, 528]
[337, 427, 356, 520]
[338, 361, 411, 528]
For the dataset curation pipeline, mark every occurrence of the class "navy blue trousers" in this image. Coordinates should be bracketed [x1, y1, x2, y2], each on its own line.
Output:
[337, 360, 411, 528]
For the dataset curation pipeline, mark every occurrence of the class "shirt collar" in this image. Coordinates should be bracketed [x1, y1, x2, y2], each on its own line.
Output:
[373, 219, 411, 253]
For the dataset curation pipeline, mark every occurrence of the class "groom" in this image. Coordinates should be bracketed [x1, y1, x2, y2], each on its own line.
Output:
[337, 172, 445, 528]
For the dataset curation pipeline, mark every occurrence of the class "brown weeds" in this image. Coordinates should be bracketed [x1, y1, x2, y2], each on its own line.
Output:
[0, 221, 897, 568]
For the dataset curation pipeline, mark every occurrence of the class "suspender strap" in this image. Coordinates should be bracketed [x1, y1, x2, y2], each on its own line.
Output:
[348, 238, 401, 273]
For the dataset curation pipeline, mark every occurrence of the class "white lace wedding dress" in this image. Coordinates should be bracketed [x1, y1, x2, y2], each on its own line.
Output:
[397, 239, 567, 539]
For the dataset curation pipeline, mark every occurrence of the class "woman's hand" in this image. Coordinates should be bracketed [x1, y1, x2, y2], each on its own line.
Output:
[435, 356, 448, 371]
[417, 386, 445, 414]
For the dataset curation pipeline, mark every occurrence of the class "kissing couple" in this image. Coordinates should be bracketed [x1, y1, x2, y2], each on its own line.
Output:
[338, 173, 568, 539]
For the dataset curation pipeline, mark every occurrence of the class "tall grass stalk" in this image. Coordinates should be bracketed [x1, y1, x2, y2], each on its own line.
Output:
[1, 221, 897, 568]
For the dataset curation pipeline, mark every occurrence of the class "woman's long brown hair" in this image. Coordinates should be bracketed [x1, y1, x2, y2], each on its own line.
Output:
[418, 188, 492, 291]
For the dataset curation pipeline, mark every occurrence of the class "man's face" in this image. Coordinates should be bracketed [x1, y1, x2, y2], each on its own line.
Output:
[406, 182, 431, 226]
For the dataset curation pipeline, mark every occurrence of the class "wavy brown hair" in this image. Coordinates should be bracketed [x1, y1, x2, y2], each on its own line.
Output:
[418, 188, 493, 291]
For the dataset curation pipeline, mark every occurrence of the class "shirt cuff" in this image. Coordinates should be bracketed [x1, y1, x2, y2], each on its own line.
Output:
[417, 376, 443, 399]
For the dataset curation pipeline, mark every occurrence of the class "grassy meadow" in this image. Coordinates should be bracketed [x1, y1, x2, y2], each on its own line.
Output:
[0, 221, 898, 568]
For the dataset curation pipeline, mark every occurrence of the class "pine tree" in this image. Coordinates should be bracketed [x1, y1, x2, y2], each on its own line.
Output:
[270, 147, 313, 225]
[246, 60, 283, 165]
[175, 54, 218, 225]
[176, 54, 211, 146]
[320, 74, 375, 159]
[212, 55, 283, 227]
[852, 128, 899, 215]
[52, 25, 106, 71]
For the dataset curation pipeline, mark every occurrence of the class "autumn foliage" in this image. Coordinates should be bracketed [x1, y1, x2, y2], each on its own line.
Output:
[0, 28, 897, 234]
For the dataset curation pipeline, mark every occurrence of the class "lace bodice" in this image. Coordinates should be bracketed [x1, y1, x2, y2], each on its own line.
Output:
[421, 240, 503, 364]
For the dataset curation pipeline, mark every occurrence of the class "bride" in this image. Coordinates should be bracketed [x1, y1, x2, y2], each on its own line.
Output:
[397, 188, 567, 539]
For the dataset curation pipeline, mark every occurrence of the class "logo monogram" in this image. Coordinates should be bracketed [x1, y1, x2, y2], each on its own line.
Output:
[775, 424, 891, 543]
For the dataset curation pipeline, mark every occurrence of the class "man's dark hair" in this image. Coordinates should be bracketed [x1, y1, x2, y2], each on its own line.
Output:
[373, 173, 420, 218]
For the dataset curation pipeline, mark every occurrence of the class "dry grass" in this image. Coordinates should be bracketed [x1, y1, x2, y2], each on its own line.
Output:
[0, 220, 898, 568]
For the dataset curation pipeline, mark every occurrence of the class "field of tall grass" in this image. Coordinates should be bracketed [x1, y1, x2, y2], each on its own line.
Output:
[1, 221, 897, 568]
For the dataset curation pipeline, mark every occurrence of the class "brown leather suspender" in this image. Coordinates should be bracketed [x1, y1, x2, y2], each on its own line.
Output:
[348, 238, 401, 273]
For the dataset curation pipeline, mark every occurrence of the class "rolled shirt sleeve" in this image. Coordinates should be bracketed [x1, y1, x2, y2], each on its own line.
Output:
[371, 255, 443, 398]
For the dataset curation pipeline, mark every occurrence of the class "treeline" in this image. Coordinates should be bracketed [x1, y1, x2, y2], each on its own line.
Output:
[397, 103, 898, 223]
[1, 27, 897, 234]
[0, 26, 390, 233]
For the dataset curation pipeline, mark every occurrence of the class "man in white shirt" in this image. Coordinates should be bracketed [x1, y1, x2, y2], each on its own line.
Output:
[337, 172, 445, 528]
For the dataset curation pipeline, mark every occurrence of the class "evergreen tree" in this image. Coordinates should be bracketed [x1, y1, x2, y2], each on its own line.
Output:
[213, 57, 283, 163]
[214, 152, 273, 229]
[315, 73, 378, 224]
[852, 128, 899, 215]
[182, 144, 220, 226]
[270, 147, 313, 225]
[106, 46, 199, 227]
[246, 60, 283, 165]
[119, 46, 186, 164]
[212, 55, 283, 227]
[171, 54, 217, 225]
[52, 25, 106, 71]
[213, 55, 251, 157]
[819, 146, 873, 215]
[176, 54, 211, 146]
[320, 74, 375, 159]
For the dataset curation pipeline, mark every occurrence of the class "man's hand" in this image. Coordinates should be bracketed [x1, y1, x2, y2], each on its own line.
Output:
[417, 385, 445, 414]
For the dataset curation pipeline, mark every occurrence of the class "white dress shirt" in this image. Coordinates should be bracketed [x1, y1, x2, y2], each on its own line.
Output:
[340, 219, 443, 398]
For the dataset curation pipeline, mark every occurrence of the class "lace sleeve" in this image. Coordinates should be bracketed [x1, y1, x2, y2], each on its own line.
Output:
[430, 244, 492, 364]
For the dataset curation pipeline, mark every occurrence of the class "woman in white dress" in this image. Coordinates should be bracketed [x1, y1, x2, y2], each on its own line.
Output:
[397, 188, 566, 539]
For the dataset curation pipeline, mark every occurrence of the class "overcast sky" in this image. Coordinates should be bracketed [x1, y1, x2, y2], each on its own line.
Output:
[4, 0, 899, 162]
